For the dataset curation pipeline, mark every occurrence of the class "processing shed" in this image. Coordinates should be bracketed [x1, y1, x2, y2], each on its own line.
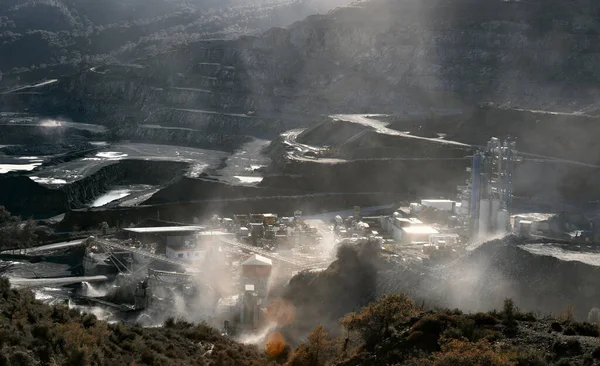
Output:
[123, 226, 232, 261]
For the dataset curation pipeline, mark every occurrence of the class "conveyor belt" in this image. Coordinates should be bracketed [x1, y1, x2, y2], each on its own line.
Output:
[9, 275, 113, 288]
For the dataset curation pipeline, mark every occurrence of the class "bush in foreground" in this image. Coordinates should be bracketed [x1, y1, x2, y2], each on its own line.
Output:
[2, 278, 599, 366]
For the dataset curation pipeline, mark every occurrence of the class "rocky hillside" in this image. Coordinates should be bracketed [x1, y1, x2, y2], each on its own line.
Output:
[4, 0, 600, 150]
[379, 237, 600, 321]
[0, 0, 351, 82]
[0, 160, 188, 217]
[4, 263, 600, 366]
[273, 107, 600, 203]
[0, 277, 269, 365]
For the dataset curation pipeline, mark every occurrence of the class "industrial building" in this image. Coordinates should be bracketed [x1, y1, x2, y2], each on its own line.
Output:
[420, 199, 457, 212]
[123, 226, 233, 261]
[236, 254, 273, 329]
[123, 225, 205, 245]
[379, 213, 438, 244]
[165, 231, 233, 261]
[399, 225, 440, 244]
[458, 137, 520, 239]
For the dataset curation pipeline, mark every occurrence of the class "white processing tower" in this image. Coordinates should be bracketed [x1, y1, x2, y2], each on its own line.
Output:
[458, 137, 521, 239]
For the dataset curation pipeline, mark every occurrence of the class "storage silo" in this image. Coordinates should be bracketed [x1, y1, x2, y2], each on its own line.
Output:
[478, 199, 491, 238]
[490, 199, 501, 233]
[496, 209, 510, 234]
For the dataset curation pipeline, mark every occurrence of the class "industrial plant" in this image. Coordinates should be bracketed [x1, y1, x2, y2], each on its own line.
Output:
[459, 138, 520, 239]
[3, 135, 598, 342]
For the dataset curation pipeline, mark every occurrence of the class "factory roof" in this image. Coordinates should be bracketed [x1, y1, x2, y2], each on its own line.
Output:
[430, 233, 459, 238]
[197, 231, 233, 236]
[402, 225, 439, 235]
[393, 217, 423, 228]
[241, 254, 273, 266]
[123, 226, 204, 234]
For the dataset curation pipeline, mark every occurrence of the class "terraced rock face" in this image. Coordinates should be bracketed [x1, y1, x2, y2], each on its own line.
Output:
[0, 160, 190, 217]
[264, 106, 600, 205]
[4, 0, 600, 152]
[3, 0, 600, 221]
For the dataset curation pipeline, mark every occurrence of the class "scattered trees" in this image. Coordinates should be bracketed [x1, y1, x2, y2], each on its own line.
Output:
[0, 276, 268, 365]
[287, 325, 334, 366]
[0, 280, 592, 365]
[0, 0, 336, 82]
[0, 206, 38, 253]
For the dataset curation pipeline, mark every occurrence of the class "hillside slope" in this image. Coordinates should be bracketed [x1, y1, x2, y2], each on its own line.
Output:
[0, 0, 351, 82]
[4, 0, 600, 147]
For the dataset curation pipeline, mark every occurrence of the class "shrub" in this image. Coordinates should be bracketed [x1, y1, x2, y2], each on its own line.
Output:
[412, 314, 456, 334]
[440, 327, 464, 341]
[0, 277, 11, 299]
[591, 346, 600, 359]
[587, 308, 600, 326]
[558, 304, 575, 323]
[514, 312, 536, 322]
[164, 317, 176, 328]
[471, 312, 498, 326]
[432, 339, 513, 366]
[340, 293, 416, 350]
[8, 351, 37, 366]
[553, 339, 582, 358]
[570, 322, 599, 337]
[437, 308, 463, 316]
[502, 299, 518, 337]
[455, 317, 476, 340]
[82, 314, 96, 328]
[512, 349, 548, 366]
[550, 322, 563, 332]
[286, 343, 311, 366]
[408, 314, 457, 351]
[502, 299, 516, 322]
[473, 328, 502, 342]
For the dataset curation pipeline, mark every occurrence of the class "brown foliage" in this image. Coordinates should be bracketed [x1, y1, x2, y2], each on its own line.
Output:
[265, 332, 286, 357]
[287, 325, 334, 366]
[0, 278, 268, 365]
[558, 304, 575, 323]
[432, 339, 515, 366]
[340, 293, 416, 349]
